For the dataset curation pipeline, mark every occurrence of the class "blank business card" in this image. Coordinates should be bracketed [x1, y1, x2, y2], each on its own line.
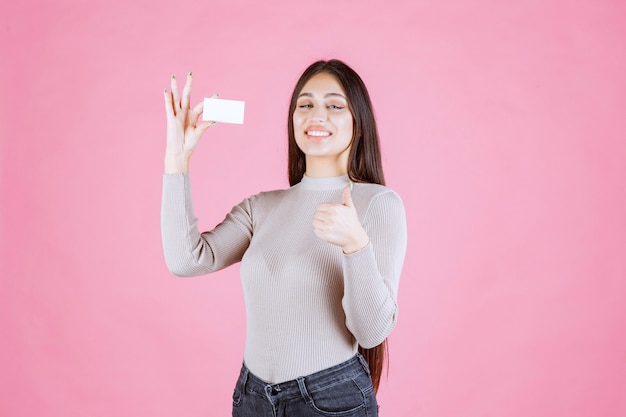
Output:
[202, 98, 245, 124]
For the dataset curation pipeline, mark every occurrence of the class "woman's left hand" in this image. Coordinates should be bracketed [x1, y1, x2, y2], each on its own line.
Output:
[313, 184, 370, 254]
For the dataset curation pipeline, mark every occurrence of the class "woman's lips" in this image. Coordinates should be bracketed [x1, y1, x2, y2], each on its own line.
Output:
[305, 127, 332, 140]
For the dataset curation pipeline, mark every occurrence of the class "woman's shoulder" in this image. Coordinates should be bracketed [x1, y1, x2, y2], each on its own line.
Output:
[350, 182, 405, 220]
[243, 185, 292, 206]
[353, 182, 403, 203]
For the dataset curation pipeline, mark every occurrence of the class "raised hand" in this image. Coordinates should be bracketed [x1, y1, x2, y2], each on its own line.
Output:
[163, 72, 216, 173]
[313, 183, 370, 254]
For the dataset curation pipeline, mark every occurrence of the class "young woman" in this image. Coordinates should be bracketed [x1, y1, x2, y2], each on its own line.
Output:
[161, 59, 407, 417]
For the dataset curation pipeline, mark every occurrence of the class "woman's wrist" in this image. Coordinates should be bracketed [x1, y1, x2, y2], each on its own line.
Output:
[342, 232, 370, 255]
[164, 153, 191, 173]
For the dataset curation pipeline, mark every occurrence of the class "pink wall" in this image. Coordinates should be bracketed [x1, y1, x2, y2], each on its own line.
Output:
[2, 0, 625, 416]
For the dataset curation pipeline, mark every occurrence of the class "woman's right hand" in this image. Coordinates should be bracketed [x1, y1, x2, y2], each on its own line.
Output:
[163, 72, 216, 173]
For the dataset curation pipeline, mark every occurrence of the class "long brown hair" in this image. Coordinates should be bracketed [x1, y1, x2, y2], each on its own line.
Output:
[287, 59, 388, 392]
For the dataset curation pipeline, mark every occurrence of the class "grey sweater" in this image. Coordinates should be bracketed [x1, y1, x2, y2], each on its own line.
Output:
[161, 173, 407, 383]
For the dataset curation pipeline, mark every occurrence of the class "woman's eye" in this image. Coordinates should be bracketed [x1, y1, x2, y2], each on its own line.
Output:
[298, 104, 312, 109]
[328, 104, 345, 110]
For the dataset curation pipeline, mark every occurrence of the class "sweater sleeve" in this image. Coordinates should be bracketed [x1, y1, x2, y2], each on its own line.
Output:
[341, 190, 407, 348]
[161, 173, 253, 277]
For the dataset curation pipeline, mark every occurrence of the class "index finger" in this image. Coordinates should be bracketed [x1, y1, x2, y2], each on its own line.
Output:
[316, 203, 339, 213]
[192, 93, 219, 123]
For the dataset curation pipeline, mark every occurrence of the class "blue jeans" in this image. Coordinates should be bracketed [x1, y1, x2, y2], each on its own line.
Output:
[232, 353, 379, 417]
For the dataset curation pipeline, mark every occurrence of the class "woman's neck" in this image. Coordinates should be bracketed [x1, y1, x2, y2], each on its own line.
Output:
[304, 155, 348, 178]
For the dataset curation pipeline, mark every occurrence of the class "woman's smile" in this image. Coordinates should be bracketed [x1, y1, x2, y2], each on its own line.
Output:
[305, 126, 332, 140]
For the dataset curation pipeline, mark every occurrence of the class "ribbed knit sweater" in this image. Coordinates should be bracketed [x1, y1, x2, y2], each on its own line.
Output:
[161, 173, 407, 383]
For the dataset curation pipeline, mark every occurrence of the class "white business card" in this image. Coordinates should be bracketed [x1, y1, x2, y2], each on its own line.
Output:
[202, 98, 245, 124]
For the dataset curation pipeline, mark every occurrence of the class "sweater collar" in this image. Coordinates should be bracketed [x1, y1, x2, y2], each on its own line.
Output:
[299, 174, 350, 190]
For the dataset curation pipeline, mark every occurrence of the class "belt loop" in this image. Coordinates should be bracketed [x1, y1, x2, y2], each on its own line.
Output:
[356, 352, 371, 376]
[297, 377, 313, 404]
[264, 385, 273, 403]
[242, 366, 250, 393]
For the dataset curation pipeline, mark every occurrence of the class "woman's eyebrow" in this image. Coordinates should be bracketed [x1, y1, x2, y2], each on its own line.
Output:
[298, 92, 347, 99]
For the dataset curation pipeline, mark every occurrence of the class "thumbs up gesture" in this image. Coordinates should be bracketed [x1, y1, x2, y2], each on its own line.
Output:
[313, 183, 370, 254]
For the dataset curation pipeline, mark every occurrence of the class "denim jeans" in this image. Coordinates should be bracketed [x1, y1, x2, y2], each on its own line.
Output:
[232, 353, 379, 417]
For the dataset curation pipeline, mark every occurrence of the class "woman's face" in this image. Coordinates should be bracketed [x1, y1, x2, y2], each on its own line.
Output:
[293, 73, 354, 169]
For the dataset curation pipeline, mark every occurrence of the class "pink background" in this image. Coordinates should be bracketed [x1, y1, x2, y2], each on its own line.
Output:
[1, 0, 625, 416]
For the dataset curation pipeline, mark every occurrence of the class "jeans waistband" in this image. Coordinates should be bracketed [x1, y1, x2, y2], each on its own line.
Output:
[238, 353, 371, 401]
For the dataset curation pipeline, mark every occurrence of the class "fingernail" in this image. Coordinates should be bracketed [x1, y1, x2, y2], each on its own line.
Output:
[349, 181, 353, 191]
[171, 73, 176, 79]
[188, 71, 193, 77]
[164, 88, 168, 93]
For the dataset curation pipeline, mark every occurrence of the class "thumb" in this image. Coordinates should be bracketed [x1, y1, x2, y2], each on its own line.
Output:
[342, 182, 354, 208]
[196, 120, 217, 136]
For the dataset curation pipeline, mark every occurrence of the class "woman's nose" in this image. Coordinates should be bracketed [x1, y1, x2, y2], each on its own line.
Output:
[310, 106, 327, 122]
